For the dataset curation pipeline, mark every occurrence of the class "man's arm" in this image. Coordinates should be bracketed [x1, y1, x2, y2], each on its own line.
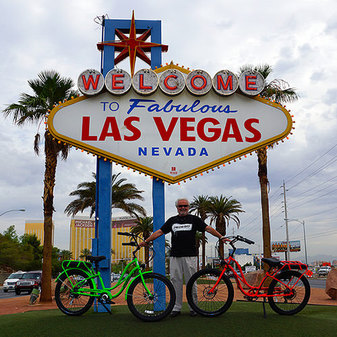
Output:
[139, 229, 164, 247]
[205, 225, 230, 243]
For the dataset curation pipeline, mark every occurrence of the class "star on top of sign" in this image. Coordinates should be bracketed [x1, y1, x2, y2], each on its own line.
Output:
[97, 11, 168, 77]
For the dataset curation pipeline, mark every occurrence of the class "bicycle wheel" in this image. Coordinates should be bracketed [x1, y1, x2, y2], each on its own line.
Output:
[186, 268, 234, 317]
[127, 272, 176, 322]
[268, 270, 310, 315]
[55, 269, 95, 316]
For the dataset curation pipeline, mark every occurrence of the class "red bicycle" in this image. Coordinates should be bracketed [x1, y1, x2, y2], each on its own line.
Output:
[186, 235, 311, 316]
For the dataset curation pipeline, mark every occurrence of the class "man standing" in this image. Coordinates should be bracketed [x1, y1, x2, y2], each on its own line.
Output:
[140, 198, 229, 317]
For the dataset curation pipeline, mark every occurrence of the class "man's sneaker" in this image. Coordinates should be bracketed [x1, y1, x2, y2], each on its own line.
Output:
[170, 311, 181, 317]
[190, 311, 197, 317]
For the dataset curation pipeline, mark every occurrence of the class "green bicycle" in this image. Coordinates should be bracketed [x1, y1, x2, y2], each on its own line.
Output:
[55, 232, 175, 322]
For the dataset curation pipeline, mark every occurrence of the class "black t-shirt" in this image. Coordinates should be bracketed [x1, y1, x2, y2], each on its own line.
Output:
[160, 214, 207, 257]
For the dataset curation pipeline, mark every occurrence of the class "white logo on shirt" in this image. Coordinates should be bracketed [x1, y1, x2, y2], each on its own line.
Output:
[172, 223, 192, 233]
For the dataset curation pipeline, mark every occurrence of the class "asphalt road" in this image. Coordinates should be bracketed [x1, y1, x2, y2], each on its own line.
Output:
[308, 278, 326, 289]
[0, 289, 30, 299]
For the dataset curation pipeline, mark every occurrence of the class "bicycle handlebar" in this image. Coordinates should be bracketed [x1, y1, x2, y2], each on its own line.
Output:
[218, 235, 254, 258]
[237, 235, 255, 245]
[118, 231, 154, 264]
[122, 242, 138, 246]
[118, 232, 133, 236]
[226, 235, 255, 245]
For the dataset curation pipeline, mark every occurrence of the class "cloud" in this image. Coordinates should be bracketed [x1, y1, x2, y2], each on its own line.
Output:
[324, 88, 337, 105]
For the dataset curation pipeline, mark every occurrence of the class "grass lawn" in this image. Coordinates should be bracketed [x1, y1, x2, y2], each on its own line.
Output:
[1, 302, 337, 337]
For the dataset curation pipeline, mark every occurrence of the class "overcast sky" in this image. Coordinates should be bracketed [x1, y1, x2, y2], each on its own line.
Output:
[1, 0, 337, 263]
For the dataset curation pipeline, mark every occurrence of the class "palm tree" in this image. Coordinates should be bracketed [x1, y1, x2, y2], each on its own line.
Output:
[130, 216, 153, 269]
[208, 195, 244, 259]
[3, 70, 77, 303]
[239, 64, 298, 260]
[165, 239, 171, 275]
[190, 195, 210, 269]
[80, 248, 91, 260]
[65, 173, 97, 217]
[195, 231, 208, 271]
[64, 172, 146, 218]
[59, 250, 73, 261]
[111, 173, 146, 217]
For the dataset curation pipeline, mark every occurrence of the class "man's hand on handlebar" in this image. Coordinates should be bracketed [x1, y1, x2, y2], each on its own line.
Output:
[139, 241, 150, 248]
[220, 236, 231, 244]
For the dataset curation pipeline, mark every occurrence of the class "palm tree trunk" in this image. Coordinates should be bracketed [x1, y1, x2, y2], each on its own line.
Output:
[257, 148, 272, 262]
[216, 219, 225, 259]
[145, 246, 150, 270]
[40, 139, 57, 303]
[202, 232, 206, 269]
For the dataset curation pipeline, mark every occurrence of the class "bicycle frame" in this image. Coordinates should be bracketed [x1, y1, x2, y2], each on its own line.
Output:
[211, 255, 308, 299]
[57, 256, 153, 301]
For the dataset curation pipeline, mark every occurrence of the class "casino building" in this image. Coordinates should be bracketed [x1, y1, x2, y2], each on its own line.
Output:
[69, 216, 145, 263]
[24, 220, 54, 245]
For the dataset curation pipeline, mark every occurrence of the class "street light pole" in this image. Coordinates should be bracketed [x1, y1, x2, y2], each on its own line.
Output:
[0, 209, 25, 217]
[302, 220, 308, 265]
[287, 219, 308, 266]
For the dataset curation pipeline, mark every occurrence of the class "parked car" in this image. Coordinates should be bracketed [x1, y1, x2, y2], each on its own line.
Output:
[15, 270, 42, 295]
[111, 273, 121, 282]
[3, 271, 25, 292]
[317, 266, 331, 277]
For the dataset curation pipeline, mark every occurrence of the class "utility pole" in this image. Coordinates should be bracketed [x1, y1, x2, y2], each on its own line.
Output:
[282, 181, 290, 261]
[302, 220, 308, 265]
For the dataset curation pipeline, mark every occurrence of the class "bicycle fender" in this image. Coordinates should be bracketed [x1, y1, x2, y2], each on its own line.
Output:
[124, 271, 155, 301]
[55, 268, 97, 290]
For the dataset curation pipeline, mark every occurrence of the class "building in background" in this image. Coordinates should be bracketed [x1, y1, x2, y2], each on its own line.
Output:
[24, 220, 54, 245]
[69, 218, 95, 260]
[111, 217, 146, 264]
[229, 248, 254, 268]
[207, 247, 254, 269]
[69, 216, 145, 263]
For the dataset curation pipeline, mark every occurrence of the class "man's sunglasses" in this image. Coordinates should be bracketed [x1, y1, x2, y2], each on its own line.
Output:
[177, 205, 189, 208]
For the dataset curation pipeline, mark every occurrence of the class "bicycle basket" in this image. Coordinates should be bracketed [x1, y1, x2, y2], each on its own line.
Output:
[61, 260, 92, 272]
[280, 261, 307, 271]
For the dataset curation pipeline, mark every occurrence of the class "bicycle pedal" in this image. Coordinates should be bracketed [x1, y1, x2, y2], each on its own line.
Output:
[100, 302, 112, 315]
[98, 298, 115, 304]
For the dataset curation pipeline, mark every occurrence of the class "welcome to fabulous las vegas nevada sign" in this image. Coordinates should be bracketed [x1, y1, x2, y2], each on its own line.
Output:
[47, 64, 293, 184]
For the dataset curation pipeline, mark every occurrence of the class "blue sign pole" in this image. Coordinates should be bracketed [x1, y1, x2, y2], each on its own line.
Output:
[92, 16, 166, 313]
[148, 19, 166, 277]
[152, 178, 165, 277]
[92, 17, 114, 312]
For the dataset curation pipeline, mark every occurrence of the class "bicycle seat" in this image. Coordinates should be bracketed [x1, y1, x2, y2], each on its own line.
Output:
[261, 258, 282, 268]
[86, 255, 106, 263]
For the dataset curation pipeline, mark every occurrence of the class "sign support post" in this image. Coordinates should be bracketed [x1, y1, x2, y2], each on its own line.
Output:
[92, 15, 166, 312]
[148, 18, 166, 277]
[92, 17, 115, 312]
[152, 179, 166, 276]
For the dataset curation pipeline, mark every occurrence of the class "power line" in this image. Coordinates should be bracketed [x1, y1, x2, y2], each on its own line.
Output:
[288, 189, 337, 210]
[287, 155, 337, 191]
[287, 178, 337, 208]
[285, 142, 337, 184]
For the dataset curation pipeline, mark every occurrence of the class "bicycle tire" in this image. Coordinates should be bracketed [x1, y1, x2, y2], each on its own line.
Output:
[186, 268, 234, 317]
[55, 269, 95, 316]
[268, 270, 310, 315]
[127, 272, 176, 322]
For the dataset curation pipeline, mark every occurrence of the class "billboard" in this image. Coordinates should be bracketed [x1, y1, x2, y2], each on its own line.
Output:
[272, 240, 301, 252]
